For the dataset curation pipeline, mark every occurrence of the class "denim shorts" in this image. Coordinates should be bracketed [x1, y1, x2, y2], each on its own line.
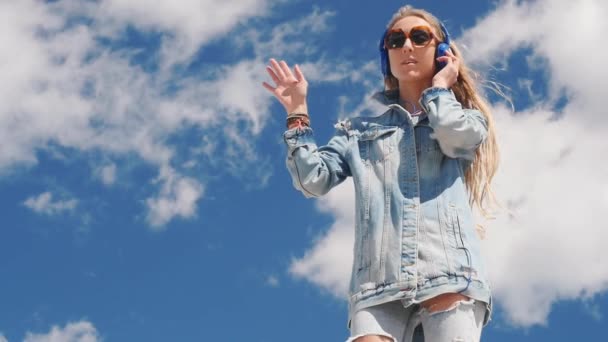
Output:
[346, 298, 486, 342]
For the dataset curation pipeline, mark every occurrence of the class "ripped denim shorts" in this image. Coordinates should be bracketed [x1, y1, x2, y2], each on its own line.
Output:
[346, 298, 487, 342]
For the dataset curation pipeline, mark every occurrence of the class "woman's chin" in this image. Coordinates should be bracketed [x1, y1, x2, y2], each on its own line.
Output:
[394, 72, 427, 84]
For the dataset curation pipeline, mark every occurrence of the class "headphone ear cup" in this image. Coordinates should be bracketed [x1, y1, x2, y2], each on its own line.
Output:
[378, 29, 392, 78]
[381, 49, 391, 77]
[435, 42, 450, 71]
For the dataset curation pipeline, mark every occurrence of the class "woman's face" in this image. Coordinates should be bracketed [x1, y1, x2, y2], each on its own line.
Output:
[387, 16, 438, 85]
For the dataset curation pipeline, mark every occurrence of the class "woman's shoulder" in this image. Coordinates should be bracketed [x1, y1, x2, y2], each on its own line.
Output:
[335, 111, 395, 133]
[331, 90, 398, 133]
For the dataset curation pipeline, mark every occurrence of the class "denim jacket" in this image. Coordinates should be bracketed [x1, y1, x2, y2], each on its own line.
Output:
[283, 87, 492, 328]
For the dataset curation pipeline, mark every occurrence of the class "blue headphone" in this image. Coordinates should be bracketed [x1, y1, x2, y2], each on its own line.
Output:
[379, 21, 451, 78]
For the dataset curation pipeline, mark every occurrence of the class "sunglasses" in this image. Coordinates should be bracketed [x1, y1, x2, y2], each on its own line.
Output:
[384, 26, 436, 49]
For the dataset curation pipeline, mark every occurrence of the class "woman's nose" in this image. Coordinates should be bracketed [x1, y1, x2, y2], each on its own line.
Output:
[402, 38, 414, 52]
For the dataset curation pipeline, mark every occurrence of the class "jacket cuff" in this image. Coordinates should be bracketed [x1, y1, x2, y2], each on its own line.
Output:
[419, 87, 453, 111]
[283, 126, 316, 153]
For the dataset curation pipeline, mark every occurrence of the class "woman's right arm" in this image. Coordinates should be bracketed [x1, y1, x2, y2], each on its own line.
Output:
[262, 59, 351, 197]
[284, 126, 351, 198]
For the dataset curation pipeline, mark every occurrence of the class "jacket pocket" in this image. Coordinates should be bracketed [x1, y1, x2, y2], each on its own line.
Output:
[358, 125, 399, 163]
[447, 204, 473, 277]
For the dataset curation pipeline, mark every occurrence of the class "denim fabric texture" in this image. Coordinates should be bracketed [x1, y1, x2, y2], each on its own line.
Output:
[283, 87, 492, 329]
[346, 298, 486, 342]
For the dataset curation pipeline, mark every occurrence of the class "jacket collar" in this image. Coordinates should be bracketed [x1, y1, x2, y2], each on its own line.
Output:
[371, 89, 428, 126]
[371, 89, 400, 106]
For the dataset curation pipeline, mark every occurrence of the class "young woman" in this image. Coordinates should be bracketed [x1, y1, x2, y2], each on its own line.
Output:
[262, 5, 499, 342]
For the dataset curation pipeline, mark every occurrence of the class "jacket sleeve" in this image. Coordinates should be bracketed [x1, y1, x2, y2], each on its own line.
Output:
[419, 87, 488, 160]
[283, 126, 351, 198]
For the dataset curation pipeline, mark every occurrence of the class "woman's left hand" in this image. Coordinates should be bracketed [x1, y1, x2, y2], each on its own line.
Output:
[432, 50, 459, 89]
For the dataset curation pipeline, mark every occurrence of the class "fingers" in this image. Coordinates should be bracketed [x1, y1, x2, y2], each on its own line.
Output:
[261, 81, 282, 101]
[434, 52, 459, 88]
[261, 81, 288, 107]
[279, 60, 295, 81]
[437, 53, 457, 62]
[267, 58, 298, 84]
[265, 65, 281, 85]
[269, 59, 285, 80]
[436, 54, 459, 71]
[436, 55, 450, 63]
[261, 81, 276, 93]
[294, 64, 306, 83]
[443, 50, 459, 65]
[263, 59, 306, 98]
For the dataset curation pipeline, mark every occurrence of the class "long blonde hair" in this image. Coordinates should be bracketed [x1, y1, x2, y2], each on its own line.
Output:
[385, 6, 500, 221]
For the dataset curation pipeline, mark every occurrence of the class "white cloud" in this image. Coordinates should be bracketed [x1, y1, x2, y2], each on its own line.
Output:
[287, 0, 608, 329]
[0, 0, 335, 228]
[289, 181, 354, 298]
[582, 300, 603, 321]
[23, 192, 78, 216]
[99, 164, 116, 186]
[58, 0, 274, 68]
[266, 275, 280, 287]
[481, 103, 608, 326]
[460, 0, 608, 112]
[146, 167, 204, 229]
[242, 7, 336, 59]
[461, 0, 608, 327]
[300, 60, 357, 83]
[0, 333, 7, 342]
[23, 321, 99, 342]
[212, 59, 274, 135]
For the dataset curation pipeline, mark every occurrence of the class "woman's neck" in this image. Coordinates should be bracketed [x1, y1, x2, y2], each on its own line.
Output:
[398, 79, 432, 113]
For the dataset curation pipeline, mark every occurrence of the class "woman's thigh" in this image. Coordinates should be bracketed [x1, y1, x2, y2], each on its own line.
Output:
[413, 298, 486, 342]
[347, 300, 414, 342]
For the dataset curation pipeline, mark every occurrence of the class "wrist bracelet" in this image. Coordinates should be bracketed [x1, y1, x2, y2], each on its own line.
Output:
[287, 112, 309, 120]
[286, 116, 310, 129]
[287, 116, 310, 125]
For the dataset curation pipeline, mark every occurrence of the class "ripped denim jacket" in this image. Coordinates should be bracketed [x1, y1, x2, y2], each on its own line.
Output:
[283, 87, 492, 328]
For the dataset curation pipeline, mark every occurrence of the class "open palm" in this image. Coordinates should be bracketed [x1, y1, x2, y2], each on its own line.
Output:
[262, 59, 308, 114]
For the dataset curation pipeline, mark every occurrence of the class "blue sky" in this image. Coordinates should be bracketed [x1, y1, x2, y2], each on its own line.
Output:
[1, 0, 607, 341]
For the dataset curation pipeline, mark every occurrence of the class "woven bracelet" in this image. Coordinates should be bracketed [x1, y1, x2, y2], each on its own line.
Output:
[287, 112, 309, 120]
[286, 116, 310, 129]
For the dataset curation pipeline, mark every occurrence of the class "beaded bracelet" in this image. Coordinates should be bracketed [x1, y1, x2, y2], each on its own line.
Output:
[287, 112, 309, 119]
[286, 116, 310, 129]
[287, 112, 310, 126]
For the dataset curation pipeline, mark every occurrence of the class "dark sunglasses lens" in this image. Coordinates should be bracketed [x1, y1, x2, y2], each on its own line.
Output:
[386, 31, 406, 49]
[410, 29, 431, 46]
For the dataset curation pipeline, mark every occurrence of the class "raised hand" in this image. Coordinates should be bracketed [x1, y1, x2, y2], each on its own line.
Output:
[432, 50, 460, 89]
[262, 59, 308, 115]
